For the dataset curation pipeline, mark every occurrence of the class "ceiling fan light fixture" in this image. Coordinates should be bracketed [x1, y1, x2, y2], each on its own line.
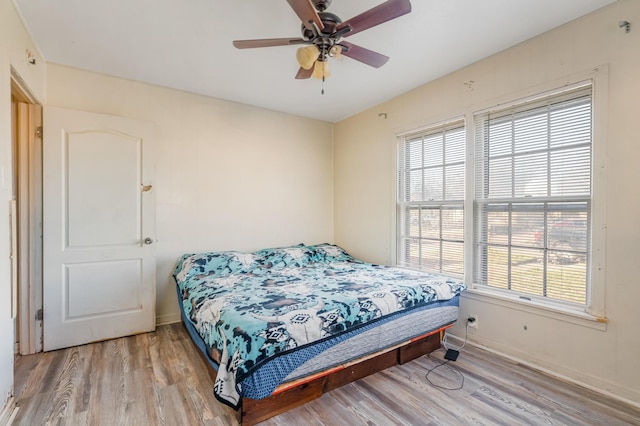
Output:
[329, 45, 342, 58]
[311, 60, 330, 80]
[296, 45, 320, 70]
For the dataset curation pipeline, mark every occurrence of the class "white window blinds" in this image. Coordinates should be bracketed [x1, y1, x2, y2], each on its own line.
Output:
[473, 84, 592, 305]
[397, 122, 465, 277]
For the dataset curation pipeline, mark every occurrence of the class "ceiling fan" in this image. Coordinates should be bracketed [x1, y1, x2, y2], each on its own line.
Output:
[232, 0, 412, 80]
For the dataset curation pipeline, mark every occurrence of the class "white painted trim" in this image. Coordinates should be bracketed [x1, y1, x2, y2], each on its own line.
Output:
[446, 333, 640, 411]
[13, 92, 43, 355]
[9, 199, 17, 319]
[588, 64, 608, 318]
[9, 68, 38, 104]
[462, 289, 607, 331]
[389, 125, 397, 267]
[156, 313, 181, 326]
[463, 113, 474, 285]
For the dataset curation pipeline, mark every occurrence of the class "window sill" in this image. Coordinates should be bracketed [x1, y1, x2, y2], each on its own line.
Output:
[462, 287, 608, 331]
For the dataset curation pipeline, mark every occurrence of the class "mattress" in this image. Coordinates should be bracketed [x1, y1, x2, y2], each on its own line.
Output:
[174, 243, 466, 408]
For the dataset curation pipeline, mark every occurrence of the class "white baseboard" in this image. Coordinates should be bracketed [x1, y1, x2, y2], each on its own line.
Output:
[0, 397, 19, 426]
[446, 333, 640, 411]
[156, 313, 181, 326]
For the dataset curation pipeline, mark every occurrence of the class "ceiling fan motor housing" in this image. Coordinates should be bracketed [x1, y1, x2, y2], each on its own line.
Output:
[302, 12, 342, 51]
[301, 12, 342, 42]
[319, 12, 342, 31]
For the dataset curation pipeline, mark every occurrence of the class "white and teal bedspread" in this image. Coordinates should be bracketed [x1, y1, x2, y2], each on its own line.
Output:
[174, 244, 466, 409]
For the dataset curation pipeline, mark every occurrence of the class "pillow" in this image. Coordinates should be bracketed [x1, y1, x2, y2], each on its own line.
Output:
[254, 244, 316, 269]
[309, 243, 358, 263]
[173, 251, 263, 285]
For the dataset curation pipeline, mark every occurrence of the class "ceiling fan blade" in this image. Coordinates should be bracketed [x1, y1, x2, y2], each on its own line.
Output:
[295, 66, 314, 79]
[287, 0, 324, 31]
[339, 41, 389, 68]
[337, 0, 411, 38]
[233, 38, 307, 49]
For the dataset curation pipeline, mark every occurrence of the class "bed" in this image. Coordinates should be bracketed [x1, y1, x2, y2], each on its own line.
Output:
[173, 243, 466, 425]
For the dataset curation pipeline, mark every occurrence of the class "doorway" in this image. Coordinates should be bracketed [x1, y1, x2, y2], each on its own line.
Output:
[11, 70, 43, 356]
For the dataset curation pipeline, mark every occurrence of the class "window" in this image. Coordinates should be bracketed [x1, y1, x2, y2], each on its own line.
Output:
[396, 74, 605, 319]
[473, 84, 592, 307]
[397, 122, 465, 277]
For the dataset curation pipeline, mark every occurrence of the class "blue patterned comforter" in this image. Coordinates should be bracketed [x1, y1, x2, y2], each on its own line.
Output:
[174, 244, 466, 409]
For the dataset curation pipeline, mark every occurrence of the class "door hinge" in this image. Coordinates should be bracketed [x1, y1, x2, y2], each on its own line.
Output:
[35, 309, 43, 321]
[35, 126, 43, 138]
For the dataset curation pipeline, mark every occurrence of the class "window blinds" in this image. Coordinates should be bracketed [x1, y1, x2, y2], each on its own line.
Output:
[473, 84, 592, 305]
[397, 122, 465, 277]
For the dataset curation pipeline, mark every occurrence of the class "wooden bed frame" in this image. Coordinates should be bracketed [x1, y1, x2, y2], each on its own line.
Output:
[187, 323, 450, 425]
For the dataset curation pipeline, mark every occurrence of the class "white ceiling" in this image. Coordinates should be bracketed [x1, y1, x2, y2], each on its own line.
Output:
[13, 0, 617, 122]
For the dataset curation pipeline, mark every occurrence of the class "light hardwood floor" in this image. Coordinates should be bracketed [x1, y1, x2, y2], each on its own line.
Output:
[12, 323, 640, 425]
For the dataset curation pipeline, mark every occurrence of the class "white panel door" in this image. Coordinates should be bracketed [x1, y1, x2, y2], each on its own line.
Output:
[43, 106, 156, 351]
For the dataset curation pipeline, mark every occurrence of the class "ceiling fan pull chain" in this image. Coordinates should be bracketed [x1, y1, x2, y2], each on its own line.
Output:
[321, 76, 325, 95]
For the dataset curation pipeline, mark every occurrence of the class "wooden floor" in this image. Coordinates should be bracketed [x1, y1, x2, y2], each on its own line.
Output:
[12, 323, 640, 425]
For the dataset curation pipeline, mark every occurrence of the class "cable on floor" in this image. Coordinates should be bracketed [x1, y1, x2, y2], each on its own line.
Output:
[424, 350, 465, 390]
[424, 323, 469, 391]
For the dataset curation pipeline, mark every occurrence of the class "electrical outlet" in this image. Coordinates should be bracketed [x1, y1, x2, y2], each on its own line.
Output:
[467, 314, 478, 329]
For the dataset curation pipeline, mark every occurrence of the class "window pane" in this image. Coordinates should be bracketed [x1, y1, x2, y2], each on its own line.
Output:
[409, 169, 422, 202]
[442, 241, 464, 276]
[442, 207, 463, 241]
[488, 121, 512, 157]
[486, 206, 509, 245]
[547, 211, 588, 255]
[408, 208, 420, 237]
[488, 157, 513, 198]
[515, 152, 548, 197]
[424, 167, 443, 201]
[420, 208, 440, 239]
[547, 262, 587, 304]
[487, 246, 509, 289]
[550, 146, 591, 196]
[512, 207, 544, 248]
[511, 247, 544, 296]
[424, 134, 443, 167]
[404, 239, 420, 269]
[550, 98, 591, 148]
[514, 110, 547, 153]
[408, 139, 422, 168]
[445, 128, 465, 163]
[445, 164, 465, 200]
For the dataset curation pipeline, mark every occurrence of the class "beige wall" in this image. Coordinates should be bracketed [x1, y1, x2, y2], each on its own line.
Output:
[0, 0, 45, 408]
[334, 0, 639, 405]
[45, 64, 335, 325]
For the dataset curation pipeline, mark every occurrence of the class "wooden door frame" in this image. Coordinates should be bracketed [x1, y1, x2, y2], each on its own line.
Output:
[11, 68, 43, 355]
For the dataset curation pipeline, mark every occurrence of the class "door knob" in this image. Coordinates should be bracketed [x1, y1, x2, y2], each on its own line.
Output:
[144, 237, 153, 245]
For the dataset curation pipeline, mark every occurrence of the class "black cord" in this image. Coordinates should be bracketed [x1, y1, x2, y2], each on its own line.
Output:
[424, 351, 465, 390]
[425, 325, 469, 391]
